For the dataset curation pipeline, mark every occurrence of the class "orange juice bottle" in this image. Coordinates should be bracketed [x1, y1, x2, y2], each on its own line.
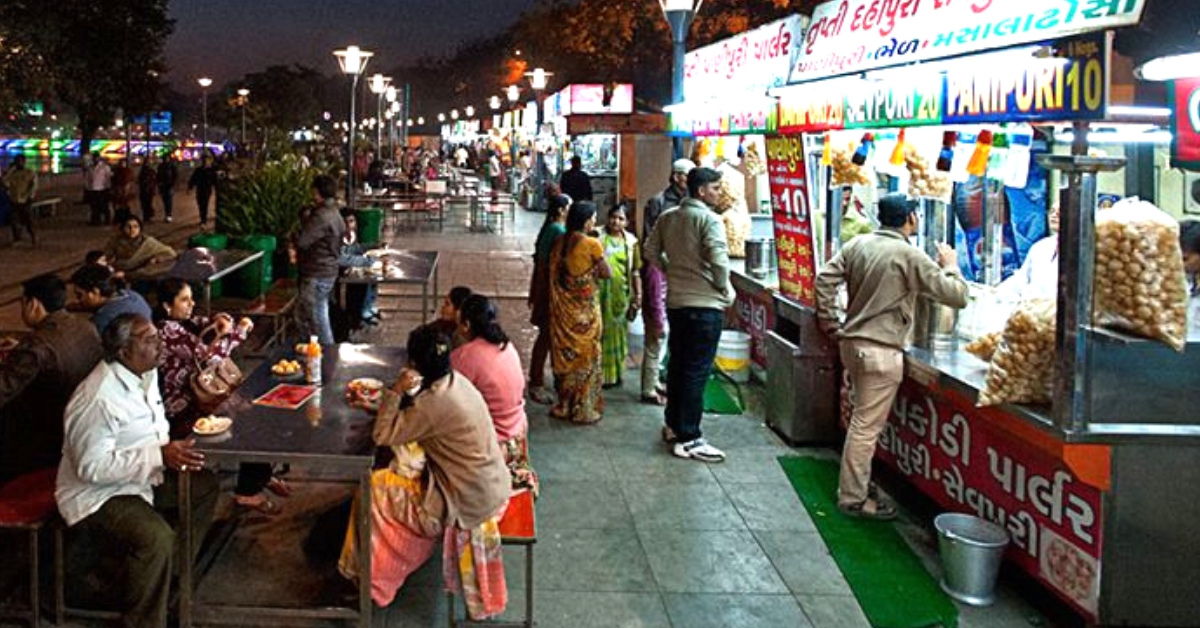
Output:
[304, 335, 323, 385]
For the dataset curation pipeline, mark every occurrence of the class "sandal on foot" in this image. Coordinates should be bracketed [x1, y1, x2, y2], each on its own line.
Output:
[235, 495, 282, 516]
[838, 499, 896, 521]
[641, 392, 667, 406]
[265, 476, 292, 498]
[528, 387, 554, 405]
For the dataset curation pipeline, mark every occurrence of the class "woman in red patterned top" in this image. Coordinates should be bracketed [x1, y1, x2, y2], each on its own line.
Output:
[155, 277, 286, 513]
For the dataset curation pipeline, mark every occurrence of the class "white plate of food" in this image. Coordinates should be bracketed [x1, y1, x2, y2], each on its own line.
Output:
[347, 378, 385, 403]
[193, 415, 233, 436]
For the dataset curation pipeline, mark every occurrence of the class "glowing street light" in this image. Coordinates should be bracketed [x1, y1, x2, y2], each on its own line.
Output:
[333, 45, 373, 203]
[368, 74, 392, 154]
[451, 109, 459, 120]
[197, 77, 213, 151]
[465, 105, 475, 118]
[236, 88, 250, 147]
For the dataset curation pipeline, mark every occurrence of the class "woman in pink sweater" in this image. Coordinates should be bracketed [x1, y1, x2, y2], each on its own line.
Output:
[451, 295, 538, 496]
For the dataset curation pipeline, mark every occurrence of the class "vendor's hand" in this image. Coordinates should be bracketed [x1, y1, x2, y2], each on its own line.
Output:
[392, 368, 423, 395]
[236, 317, 254, 334]
[936, 243, 957, 269]
[818, 319, 842, 337]
[162, 438, 205, 473]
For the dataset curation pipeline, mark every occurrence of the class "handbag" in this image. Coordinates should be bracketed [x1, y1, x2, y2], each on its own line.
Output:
[190, 356, 243, 410]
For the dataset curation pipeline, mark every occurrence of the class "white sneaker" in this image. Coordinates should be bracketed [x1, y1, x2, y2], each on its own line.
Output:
[672, 438, 725, 463]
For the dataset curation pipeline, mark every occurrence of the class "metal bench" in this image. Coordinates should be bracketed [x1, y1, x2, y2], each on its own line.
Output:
[242, 278, 297, 356]
[447, 489, 536, 628]
[29, 198, 62, 218]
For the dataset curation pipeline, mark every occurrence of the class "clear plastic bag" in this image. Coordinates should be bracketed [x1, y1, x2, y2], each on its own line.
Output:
[1093, 198, 1189, 351]
[978, 298, 1057, 407]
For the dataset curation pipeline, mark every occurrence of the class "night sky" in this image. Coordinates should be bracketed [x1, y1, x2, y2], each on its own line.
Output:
[166, 0, 540, 88]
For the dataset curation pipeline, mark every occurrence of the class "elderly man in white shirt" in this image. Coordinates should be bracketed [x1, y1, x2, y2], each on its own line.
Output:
[57, 313, 217, 628]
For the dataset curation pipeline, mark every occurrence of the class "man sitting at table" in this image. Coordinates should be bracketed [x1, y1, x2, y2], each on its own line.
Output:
[70, 262, 153, 335]
[57, 313, 218, 627]
[0, 273, 103, 484]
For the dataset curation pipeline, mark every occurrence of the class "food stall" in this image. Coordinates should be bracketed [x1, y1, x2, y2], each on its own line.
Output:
[770, 0, 1200, 625]
[667, 14, 807, 381]
[543, 83, 636, 210]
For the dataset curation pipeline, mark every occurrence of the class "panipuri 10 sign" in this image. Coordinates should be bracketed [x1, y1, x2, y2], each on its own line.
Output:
[1170, 77, 1200, 170]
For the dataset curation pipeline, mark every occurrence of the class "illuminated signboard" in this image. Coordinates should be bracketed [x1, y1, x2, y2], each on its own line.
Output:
[684, 14, 807, 103]
[789, 0, 1144, 84]
[778, 34, 1108, 134]
[566, 84, 634, 115]
[1170, 77, 1200, 170]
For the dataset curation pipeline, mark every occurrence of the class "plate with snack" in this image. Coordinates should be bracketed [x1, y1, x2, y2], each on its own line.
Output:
[270, 359, 304, 380]
[346, 377, 385, 405]
[193, 415, 233, 436]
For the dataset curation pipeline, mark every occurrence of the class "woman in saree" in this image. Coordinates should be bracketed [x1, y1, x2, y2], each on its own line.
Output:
[548, 200, 611, 423]
[598, 203, 641, 388]
[526, 193, 571, 404]
[339, 326, 511, 618]
[103, 214, 177, 274]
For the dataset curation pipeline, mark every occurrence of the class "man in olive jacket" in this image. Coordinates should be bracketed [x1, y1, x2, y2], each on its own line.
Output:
[0, 273, 103, 483]
[644, 167, 733, 463]
[815, 193, 968, 520]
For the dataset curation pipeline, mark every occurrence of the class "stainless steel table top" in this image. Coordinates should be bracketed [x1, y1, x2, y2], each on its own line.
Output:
[197, 343, 405, 468]
[339, 250, 438, 286]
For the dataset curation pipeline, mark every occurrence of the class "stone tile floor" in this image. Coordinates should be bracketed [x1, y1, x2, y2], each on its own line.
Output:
[0, 184, 1069, 628]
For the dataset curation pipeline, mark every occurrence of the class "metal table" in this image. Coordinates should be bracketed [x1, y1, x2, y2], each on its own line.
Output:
[339, 250, 439, 324]
[165, 249, 265, 315]
[178, 344, 405, 628]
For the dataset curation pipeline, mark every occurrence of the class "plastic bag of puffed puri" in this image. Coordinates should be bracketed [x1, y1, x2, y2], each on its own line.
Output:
[1093, 198, 1189, 351]
[965, 330, 1003, 362]
[978, 298, 1056, 407]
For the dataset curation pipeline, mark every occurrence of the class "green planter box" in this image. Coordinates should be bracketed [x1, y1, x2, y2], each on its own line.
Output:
[356, 207, 384, 245]
[187, 233, 229, 299]
[229, 234, 277, 299]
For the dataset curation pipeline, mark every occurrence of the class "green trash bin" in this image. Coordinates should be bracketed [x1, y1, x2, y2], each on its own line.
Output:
[356, 207, 384, 245]
[229, 235, 277, 299]
[187, 233, 229, 299]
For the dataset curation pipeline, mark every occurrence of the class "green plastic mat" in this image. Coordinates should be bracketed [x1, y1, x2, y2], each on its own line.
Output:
[703, 371, 743, 414]
[777, 456, 958, 628]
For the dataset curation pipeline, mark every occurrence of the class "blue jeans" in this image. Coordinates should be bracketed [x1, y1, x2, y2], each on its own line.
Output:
[664, 307, 724, 442]
[297, 277, 336, 345]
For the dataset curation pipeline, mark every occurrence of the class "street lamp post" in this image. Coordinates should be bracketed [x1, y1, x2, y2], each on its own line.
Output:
[660, 0, 702, 159]
[334, 45, 374, 205]
[506, 85, 521, 195]
[369, 74, 392, 162]
[197, 77, 213, 156]
[526, 68, 551, 211]
[236, 88, 250, 148]
[385, 86, 398, 159]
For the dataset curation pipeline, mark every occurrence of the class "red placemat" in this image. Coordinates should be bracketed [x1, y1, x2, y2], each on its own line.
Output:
[253, 383, 318, 410]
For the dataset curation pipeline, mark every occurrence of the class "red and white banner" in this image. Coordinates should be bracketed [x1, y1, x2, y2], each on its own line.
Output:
[765, 136, 818, 307]
[877, 380, 1105, 620]
[1171, 77, 1200, 170]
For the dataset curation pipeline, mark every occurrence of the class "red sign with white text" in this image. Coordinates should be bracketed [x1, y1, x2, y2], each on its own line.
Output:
[1171, 77, 1200, 170]
[765, 136, 817, 307]
[733, 287, 775, 369]
[877, 380, 1105, 620]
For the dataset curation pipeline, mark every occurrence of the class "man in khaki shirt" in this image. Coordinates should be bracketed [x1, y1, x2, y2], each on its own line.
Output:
[815, 194, 968, 519]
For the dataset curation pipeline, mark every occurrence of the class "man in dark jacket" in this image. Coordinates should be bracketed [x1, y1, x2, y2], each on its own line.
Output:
[0, 273, 104, 483]
[292, 174, 345, 345]
[558, 155, 593, 202]
[188, 154, 219, 226]
[157, 153, 178, 222]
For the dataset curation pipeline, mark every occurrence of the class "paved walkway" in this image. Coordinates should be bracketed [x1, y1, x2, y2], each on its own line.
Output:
[0, 179, 1058, 628]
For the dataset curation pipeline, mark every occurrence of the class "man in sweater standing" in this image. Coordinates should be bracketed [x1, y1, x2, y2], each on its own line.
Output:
[644, 167, 732, 462]
[291, 174, 345, 345]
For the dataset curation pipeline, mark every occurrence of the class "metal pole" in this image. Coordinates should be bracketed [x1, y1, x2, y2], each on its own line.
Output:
[509, 109, 518, 195]
[671, 37, 686, 160]
[375, 93, 384, 154]
[201, 89, 208, 155]
[348, 74, 359, 207]
[402, 84, 411, 149]
[533, 92, 543, 211]
[240, 104, 247, 147]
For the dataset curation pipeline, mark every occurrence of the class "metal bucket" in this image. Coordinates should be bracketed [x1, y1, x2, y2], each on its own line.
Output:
[934, 513, 1010, 606]
[744, 238, 776, 279]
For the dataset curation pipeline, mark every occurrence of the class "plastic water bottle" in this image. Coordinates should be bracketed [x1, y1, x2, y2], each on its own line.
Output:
[305, 335, 323, 385]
